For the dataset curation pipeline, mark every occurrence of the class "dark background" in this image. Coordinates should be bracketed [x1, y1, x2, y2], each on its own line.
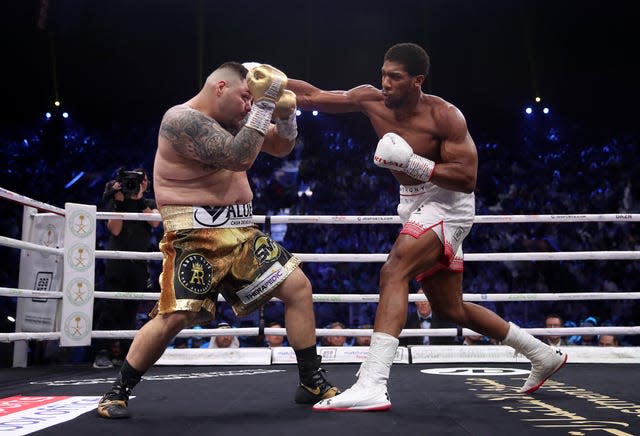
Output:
[3, 0, 639, 137]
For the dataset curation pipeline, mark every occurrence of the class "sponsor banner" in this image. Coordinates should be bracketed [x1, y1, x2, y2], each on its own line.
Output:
[16, 208, 65, 333]
[411, 345, 531, 363]
[0, 396, 100, 435]
[155, 348, 271, 366]
[60, 203, 96, 346]
[411, 345, 640, 364]
[271, 346, 410, 364]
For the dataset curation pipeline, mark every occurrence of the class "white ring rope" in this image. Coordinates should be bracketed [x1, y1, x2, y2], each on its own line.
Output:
[93, 250, 640, 262]
[3, 288, 640, 303]
[3, 187, 640, 224]
[1, 326, 639, 343]
[0, 235, 62, 256]
[95, 212, 640, 224]
[0, 188, 65, 215]
[3, 232, 637, 262]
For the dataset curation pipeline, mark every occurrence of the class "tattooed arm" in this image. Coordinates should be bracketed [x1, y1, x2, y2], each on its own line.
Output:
[159, 106, 265, 172]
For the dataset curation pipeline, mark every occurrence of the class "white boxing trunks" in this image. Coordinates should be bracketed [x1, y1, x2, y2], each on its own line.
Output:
[397, 183, 475, 280]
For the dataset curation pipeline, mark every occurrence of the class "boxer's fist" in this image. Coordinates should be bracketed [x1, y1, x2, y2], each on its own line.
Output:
[374, 133, 435, 182]
[246, 64, 287, 104]
[274, 90, 297, 139]
[273, 90, 296, 120]
[374, 133, 413, 169]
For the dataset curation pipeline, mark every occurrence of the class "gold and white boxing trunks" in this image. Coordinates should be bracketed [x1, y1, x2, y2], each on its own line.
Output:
[150, 205, 300, 323]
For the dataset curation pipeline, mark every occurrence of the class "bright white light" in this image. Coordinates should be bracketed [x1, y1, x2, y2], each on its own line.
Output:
[535, 97, 541, 103]
[45, 112, 52, 119]
[62, 112, 69, 118]
[305, 187, 313, 197]
[54, 101, 61, 107]
[295, 109, 302, 116]
[525, 107, 533, 114]
[312, 110, 318, 116]
[543, 107, 550, 114]
[7, 316, 15, 323]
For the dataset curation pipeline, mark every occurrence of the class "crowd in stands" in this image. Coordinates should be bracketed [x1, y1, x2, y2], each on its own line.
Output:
[1, 109, 638, 365]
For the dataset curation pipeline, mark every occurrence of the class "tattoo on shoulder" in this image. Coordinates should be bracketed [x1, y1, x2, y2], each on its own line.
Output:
[159, 106, 263, 170]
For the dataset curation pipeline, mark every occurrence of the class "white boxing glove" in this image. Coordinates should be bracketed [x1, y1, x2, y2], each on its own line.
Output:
[373, 132, 435, 182]
[242, 62, 262, 72]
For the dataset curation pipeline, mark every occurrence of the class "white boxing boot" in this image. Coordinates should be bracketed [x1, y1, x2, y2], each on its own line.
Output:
[502, 322, 568, 393]
[313, 332, 398, 411]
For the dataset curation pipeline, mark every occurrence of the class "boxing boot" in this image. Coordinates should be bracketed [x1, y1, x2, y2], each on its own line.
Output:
[313, 332, 398, 411]
[295, 354, 340, 404]
[502, 322, 568, 393]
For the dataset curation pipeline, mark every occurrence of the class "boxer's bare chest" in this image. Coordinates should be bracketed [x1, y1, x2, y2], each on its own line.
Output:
[369, 111, 442, 161]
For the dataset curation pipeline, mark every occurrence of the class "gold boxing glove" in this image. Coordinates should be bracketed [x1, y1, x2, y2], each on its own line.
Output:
[246, 64, 287, 103]
[273, 90, 296, 120]
[273, 90, 297, 140]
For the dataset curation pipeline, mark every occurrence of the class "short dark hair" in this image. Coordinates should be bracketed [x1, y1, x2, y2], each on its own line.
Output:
[384, 43, 430, 77]
[217, 61, 248, 80]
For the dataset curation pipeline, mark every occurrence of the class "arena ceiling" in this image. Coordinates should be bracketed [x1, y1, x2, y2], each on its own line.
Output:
[2, 0, 638, 134]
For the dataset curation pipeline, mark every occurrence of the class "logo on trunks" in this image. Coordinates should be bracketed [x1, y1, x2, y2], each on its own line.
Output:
[453, 226, 464, 242]
[193, 204, 253, 228]
[178, 254, 213, 295]
[253, 235, 280, 265]
[237, 264, 285, 304]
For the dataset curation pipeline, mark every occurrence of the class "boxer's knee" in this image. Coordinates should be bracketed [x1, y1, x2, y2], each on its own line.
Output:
[161, 311, 198, 335]
[275, 268, 312, 306]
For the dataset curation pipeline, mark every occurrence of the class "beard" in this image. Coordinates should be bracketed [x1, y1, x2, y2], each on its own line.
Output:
[384, 94, 404, 109]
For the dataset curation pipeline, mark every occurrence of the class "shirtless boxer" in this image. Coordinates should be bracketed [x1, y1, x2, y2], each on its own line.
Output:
[288, 43, 567, 411]
[97, 62, 338, 418]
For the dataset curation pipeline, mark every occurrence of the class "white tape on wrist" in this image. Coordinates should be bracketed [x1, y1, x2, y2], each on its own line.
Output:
[275, 113, 298, 140]
[405, 154, 435, 182]
[245, 102, 275, 135]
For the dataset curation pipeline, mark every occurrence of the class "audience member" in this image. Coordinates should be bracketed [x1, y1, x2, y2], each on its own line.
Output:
[208, 322, 240, 349]
[354, 324, 373, 347]
[598, 334, 619, 347]
[265, 321, 287, 348]
[568, 316, 599, 345]
[542, 314, 567, 347]
[400, 288, 460, 346]
[321, 322, 349, 347]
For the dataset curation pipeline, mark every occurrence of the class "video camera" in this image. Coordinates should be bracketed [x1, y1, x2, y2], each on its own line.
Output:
[116, 170, 145, 198]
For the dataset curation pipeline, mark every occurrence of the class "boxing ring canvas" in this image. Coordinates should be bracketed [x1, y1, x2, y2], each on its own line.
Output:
[1, 363, 639, 435]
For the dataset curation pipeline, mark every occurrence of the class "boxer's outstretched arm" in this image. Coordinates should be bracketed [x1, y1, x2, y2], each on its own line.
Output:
[288, 79, 379, 113]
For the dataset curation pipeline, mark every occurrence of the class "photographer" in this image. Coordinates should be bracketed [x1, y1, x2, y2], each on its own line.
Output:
[93, 168, 161, 369]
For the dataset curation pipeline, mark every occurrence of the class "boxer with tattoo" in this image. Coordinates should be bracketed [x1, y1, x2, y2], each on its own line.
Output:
[98, 62, 338, 418]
